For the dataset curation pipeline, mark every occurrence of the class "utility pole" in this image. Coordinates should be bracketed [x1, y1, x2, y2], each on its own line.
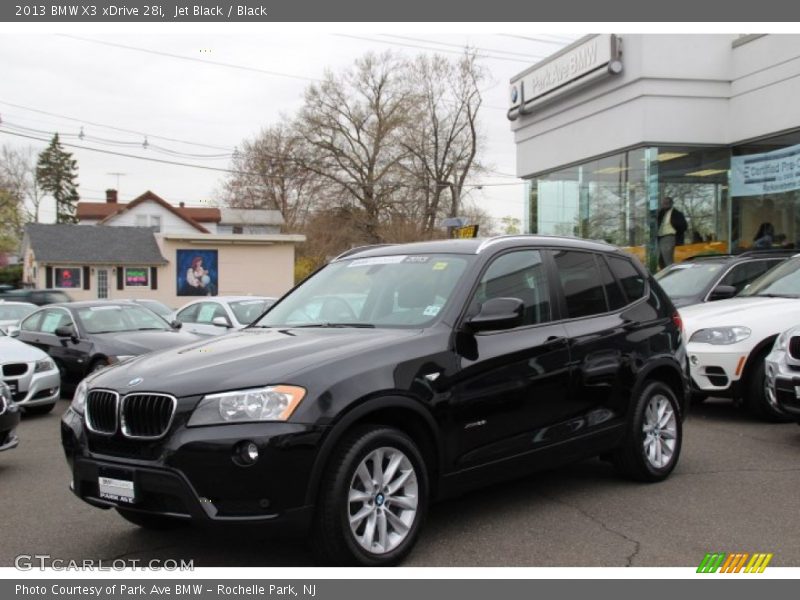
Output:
[106, 172, 126, 194]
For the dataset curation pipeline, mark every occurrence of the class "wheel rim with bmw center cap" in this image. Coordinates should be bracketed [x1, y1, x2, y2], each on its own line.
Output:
[348, 447, 418, 555]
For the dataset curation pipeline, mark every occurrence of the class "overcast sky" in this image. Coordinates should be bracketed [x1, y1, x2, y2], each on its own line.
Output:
[0, 32, 578, 225]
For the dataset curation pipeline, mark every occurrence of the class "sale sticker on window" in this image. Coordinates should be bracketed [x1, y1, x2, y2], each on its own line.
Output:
[348, 256, 407, 268]
[432, 262, 449, 271]
[423, 305, 441, 317]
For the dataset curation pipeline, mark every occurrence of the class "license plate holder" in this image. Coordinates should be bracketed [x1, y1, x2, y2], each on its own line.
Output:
[98, 473, 137, 504]
[6, 381, 18, 396]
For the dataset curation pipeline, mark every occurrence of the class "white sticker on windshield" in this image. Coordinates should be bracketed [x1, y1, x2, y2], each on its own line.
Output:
[89, 305, 123, 310]
[423, 305, 441, 317]
[239, 300, 266, 305]
[671, 264, 695, 269]
[347, 256, 407, 268]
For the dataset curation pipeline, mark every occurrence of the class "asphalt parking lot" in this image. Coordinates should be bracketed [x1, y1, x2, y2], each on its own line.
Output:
[2, 398, 800, 568]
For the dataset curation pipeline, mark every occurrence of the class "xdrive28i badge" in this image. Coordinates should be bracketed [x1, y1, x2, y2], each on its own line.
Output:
[127, 377, 143, 387]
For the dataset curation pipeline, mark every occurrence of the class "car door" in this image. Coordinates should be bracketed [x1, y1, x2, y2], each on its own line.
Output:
[450, 248, 571, 470]
[26, 308, 89, 381]
[552, 250, 634, 431]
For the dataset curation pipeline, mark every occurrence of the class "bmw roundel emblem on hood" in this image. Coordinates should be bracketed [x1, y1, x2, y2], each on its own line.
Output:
[128, 377, 144, 387]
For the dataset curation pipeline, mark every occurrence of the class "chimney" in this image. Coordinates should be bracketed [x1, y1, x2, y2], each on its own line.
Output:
[179, 202, 185, 208]
[105, 189, 118, 203]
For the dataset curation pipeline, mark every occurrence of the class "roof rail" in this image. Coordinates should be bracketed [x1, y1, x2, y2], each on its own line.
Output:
[737, 249, 798, 257]
[475, 234, 615, 254]
[332, 244, 396, 261]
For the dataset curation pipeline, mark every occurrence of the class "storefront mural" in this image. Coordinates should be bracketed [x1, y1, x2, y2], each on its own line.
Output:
[176, 249, 218, 296]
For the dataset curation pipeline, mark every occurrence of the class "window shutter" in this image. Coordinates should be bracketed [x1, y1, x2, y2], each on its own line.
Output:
[45, 266, 53, 288]
[150, 267, 158, 290]
[82, 267, 90, 290]
[117, 267, 124, 290]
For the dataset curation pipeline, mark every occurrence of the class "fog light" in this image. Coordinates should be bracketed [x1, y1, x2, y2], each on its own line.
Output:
[233, 441, 259, 466]
[690, 355, 699, 366]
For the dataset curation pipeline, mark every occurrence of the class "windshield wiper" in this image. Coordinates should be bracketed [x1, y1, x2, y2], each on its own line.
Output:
[288, 322, 376, 329]
[137, 327, 165, 331]
[755, 293, 800, 298]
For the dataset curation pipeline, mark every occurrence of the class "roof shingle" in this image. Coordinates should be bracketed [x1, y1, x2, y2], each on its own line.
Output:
[25, 224, 168, 265]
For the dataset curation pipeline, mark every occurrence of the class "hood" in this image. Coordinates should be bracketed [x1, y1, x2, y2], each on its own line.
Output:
[88, 327, 422, 397]
[680, 296, 800, 335]
[93, 329, 204, 356]
[0, 336, 49, 363]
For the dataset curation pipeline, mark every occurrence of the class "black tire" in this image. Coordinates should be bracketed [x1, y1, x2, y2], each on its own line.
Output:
[116, 508, 188, 530]
[745, 357, 793, 423]
[611, 381, 683, 482]
[312, 426, 429, 566]
[23, 403, 55, 415]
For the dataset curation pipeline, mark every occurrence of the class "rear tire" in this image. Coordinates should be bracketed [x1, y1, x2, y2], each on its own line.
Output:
[116, 508, 188, 530]
[746, 357, 792, 423]
[612, 381, 682, 482]
[312, 426, 428, 566]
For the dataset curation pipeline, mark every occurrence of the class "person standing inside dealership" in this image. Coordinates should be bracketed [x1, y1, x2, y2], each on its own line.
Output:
[657, 196, 687, 268]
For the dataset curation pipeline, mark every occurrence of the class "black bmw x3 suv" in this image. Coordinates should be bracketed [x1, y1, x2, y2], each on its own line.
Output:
[62, 236, 689, 566]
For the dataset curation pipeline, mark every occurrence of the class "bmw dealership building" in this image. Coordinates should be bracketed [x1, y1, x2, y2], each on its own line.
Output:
[508, 34, 800, 269]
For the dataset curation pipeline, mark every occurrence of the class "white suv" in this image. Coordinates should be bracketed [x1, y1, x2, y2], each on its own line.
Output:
[680, 255, 800, 421]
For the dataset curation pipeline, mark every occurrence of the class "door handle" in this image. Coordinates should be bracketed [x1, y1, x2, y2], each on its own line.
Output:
[545, 335, 566, 344]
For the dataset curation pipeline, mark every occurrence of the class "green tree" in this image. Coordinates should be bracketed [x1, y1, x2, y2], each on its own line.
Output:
[36, 134, 79, 223]
[0, 188, 22, 253]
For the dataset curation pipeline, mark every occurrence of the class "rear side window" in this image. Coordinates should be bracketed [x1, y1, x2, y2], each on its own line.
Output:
[553, 251, 608, 318]
[607, 256, 646, 302]
[597, 258, 626, 310]
[718, 260, 782, 294]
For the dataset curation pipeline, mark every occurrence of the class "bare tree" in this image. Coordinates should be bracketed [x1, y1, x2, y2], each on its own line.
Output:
[296, 52, 415, 243]
[0, 145, 46, 226]
[402, 52, 485, 232]
[220, 122, 323, 231]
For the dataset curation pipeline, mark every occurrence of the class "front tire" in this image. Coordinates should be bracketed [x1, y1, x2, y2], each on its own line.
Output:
[746, 357, 792, 423]
[312, 426, 428, 566]
[612, 381, 682, 482]
[116, 508, 188, 530]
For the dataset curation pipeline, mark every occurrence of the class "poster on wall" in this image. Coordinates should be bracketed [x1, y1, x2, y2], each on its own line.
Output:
[731, 142, 800, 197]
[125, 267, 149, 287]
[54, 267, 81, 289]
[176, 250, 218, 296]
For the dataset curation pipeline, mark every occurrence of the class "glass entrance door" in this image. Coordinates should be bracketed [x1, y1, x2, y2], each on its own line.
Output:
[97, 269, 108, 299]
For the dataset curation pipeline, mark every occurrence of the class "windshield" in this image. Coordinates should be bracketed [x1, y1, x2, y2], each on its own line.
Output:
[138, 300, 173, 318]
[0, 304, 36, 321]
[655, 262, 725, 297]
[254, 254, 472, 328]
[75, 304, 172, 334]
[740, 257, 800, 298]
[230, 299, 275, 325]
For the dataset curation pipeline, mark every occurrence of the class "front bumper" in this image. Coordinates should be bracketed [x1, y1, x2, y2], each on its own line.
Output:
[685, 343, 750, 396]
[765, 348, 800, 421]
[2, 364, 60, 409]
[61, 405, 322, 529]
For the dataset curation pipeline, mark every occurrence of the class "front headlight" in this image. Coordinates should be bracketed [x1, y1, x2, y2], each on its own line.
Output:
[34, 358, 56, 373]
[689, 326, 752, 345]
[187, 385, 306, 427]
[71, 380, 88, 415]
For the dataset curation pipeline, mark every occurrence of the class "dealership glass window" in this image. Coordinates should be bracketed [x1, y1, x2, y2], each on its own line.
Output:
[730, 130, 800, 253]
[54, 267, 82, 289]
[528, 146, 730, 270]
[124, 267, 149, 287]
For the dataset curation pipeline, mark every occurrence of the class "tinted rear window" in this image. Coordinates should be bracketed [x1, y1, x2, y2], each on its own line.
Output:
[607, 256, 647, 302]
[554, 251, 608, 318]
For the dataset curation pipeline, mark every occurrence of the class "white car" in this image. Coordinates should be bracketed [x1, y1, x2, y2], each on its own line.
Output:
[175, 296, 277, 337]
[765, 325, 800, 423]
[0, 300, 37, 333]
[680, 255, 800, 421]
[0, 328, 61, 414]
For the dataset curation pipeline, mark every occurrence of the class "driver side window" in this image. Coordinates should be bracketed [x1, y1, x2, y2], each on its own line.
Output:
[473, 250, 552, 327]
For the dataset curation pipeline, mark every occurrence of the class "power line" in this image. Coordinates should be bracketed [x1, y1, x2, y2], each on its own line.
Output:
[58, 34, 322, 83]
[496, 34, 576, 45]
[333, 34, 533, 64]
[378, 34, 546, 60]
[0, 129, 525, 189]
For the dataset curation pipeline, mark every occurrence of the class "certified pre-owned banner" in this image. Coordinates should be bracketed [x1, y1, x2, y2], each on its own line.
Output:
[4, 0, 800, 21]
[731, 142, 800, 197]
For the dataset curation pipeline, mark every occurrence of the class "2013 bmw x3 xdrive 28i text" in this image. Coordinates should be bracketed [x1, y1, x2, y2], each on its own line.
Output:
[62, 236, 689, 566]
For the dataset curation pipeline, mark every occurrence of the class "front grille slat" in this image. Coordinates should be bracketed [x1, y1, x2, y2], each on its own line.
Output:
[121, 393, 176, 439]
[86, 390, 119, 435]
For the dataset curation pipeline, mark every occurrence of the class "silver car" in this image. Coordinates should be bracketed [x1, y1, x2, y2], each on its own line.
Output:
[175, 296, 277, 337]
[0, 300, 37, 334]
[0, 328, 61, 414]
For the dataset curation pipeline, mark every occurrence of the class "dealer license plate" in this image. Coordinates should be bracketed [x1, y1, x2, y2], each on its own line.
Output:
[98, 476, 136, 504]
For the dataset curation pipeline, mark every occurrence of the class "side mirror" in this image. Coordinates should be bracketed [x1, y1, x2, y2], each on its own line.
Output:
[6, 325, 20, 338]
[466, 297, 524, 332]
[709, 284, 737, 300]
[170, 320, 183, 330]
[212, 316, 232, 328]
[54, 325, 75, 338]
